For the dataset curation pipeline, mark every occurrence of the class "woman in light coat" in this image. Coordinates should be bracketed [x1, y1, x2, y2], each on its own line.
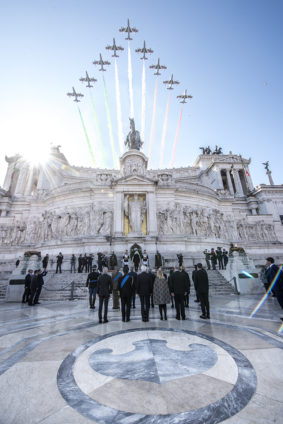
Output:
[153, 268, 171, 320]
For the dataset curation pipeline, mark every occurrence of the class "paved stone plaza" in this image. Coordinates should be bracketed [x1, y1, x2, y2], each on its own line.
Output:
[0, 293, 282, 424]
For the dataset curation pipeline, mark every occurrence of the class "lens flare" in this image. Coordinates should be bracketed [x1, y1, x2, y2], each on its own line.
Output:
[241, 271, 255, 279]
[250, 265, 283, 318]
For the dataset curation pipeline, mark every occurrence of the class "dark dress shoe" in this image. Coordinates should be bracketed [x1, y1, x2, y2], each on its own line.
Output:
[104, 319, 109, 323]
[200, 314, 207, 319]
[99, 320, 102, 324]
[206, 315, 210, 319]
[176, 316, 180, 320]
[126, 318, 130, 322]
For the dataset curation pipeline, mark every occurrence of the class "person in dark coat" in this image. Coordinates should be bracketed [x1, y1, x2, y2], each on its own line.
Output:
[128, 267, 138, 308]
[109, 251, 118, 269]
[194, 263, 210, 319]
[265, 257, 283, 320]
[34, 269, 47, 304]
[210, 249, 217, 270]
[137, 265, 153, 322]
[42, 254, 49, 271]
[167, 269, 175, 308]
[155, 251, 162, 269]
[70, 254, 76, 273]
[223, 250, 229, 270]
[148, 269, 156, 307]
[181, 266, 191, 307]
[28, 270, 39, 305]
[170, 267, 189, 320]
[133, 249, 141, 272]
[111, 266, 122, 309]
[87, 254, 93, 273]
[153, 268, 171, 320]
[97, 252, 103, 272]
[177, 253, 183, 267]
[81, 254, 88, 273]
[29, 269, 47, 305]
[97, 267, 112, 323]
[118, 268, 133, 322]
[216, 247, 224, 270]
[192, 265, 199, 302]
[86, 265, 100, 309]
[78, 254, 83, 273]
[56, 252, 63, 273]
[203, 250, 211, 270]
[22, 269, 33, 303]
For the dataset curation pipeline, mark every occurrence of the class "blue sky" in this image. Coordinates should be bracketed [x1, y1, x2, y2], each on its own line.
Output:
[0, 0, 282, 187]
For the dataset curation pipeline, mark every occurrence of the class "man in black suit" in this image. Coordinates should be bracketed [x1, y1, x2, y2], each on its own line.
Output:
[137, 265, 153, 322]
[118, 268, 133, 322]
[22, 269, 33, 303]
[97, 268, 112, 323]
[170, 266, 190, 320]
[194, 263, 210, 319]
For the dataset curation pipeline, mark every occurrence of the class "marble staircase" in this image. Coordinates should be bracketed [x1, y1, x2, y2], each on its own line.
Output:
[39, 268, 235, 302]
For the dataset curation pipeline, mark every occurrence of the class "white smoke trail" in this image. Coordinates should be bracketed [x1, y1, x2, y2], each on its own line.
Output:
[141, 60, 146, 147]
[148, 78, 158, 165]
[128, 42, 134, 118]
[160, 93, 171, 168]
[115, 59, 124, 155]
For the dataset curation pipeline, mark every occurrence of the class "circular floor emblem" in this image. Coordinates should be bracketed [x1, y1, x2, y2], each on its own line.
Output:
[57, 327, 257, 423]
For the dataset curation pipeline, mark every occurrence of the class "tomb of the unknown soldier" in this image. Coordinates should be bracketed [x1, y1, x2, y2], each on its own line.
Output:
[0, 9, 283, 424]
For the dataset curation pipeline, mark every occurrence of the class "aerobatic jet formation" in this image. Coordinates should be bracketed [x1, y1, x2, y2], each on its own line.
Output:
[93, 54, 111, 71]
[163, 74, 180, 90]
[177, 89, 193, 103]
[106, 38, 124, 57]
[135, 41, 154, 60]
[67, 87, 84, 102]
[79, 71, 97, 88]
[149, 58, 167, 75]
[119, 18, 138, 40]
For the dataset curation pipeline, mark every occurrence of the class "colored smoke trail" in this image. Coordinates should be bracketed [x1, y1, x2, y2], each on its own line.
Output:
[103, 76, 119, 168]
[114, 59, 124, 155]
[141, 60, 146, 146]
[249, 265, 283, 318]
[77, 106, 96, 166]
[148, 78, 158, 164]
[128, 42, 134, 118]
[170, 105, 183, 167]
[160, 93, 171, 168]
[89, 91, 107, 167]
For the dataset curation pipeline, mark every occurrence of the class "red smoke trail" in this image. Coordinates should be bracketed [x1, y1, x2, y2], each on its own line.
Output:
[170, 105, 183, 167]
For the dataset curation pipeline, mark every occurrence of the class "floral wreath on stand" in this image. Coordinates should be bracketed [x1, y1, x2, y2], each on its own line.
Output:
[130, 243, 143, 261]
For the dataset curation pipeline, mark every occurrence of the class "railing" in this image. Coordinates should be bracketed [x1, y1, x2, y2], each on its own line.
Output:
[227, 276, 240, 295]
[42, 280, 76, 301]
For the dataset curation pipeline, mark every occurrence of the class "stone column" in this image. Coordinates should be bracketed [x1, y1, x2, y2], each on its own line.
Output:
[14, 166, 29, 195]
[3, 165, 14, 191]
[24, 168, 35, 195]
[226, 169, 234, 195]
[147, 192, 158, 236]
[233, 169, 244, 196]
[113, 192, 123, 236]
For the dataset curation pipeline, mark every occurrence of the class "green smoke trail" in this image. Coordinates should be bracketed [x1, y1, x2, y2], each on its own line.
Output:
[89, 91, 107, 168]
[103, 76, 119, 168]
[77, 106, 96, 167]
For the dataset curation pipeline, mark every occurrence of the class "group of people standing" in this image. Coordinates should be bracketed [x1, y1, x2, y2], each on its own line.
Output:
[22, 269, 47, 306]
[85, 263, 211, 324]
[203, 247, 229, 270]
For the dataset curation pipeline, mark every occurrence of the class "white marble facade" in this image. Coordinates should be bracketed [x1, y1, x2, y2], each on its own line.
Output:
[0, 145, 283, 260]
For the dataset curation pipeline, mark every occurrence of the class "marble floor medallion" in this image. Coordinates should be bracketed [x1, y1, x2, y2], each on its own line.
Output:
[57, 327, 257, 423]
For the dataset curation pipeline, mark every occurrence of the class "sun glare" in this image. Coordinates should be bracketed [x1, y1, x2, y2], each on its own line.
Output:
[22, 144, 51, 167]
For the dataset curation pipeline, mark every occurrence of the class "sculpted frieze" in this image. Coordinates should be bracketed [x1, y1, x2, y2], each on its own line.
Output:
[0, 205, 113, 246]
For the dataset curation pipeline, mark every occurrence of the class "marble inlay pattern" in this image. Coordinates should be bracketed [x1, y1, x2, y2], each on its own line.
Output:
[57, 327, 257, 423]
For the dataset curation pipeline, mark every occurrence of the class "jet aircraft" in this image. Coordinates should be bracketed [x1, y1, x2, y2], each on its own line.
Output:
[149, 58, 167, 75]
[93, 54, 110, 71]
[119, 18, 138, 40]
[67, 87, 84, 102]
[177, 89, 193, 103]
[135, 41, 153, 60]
[163, 74, 180, 90]
[106, 38, 124, 57]
[79, 71, 97, 88]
